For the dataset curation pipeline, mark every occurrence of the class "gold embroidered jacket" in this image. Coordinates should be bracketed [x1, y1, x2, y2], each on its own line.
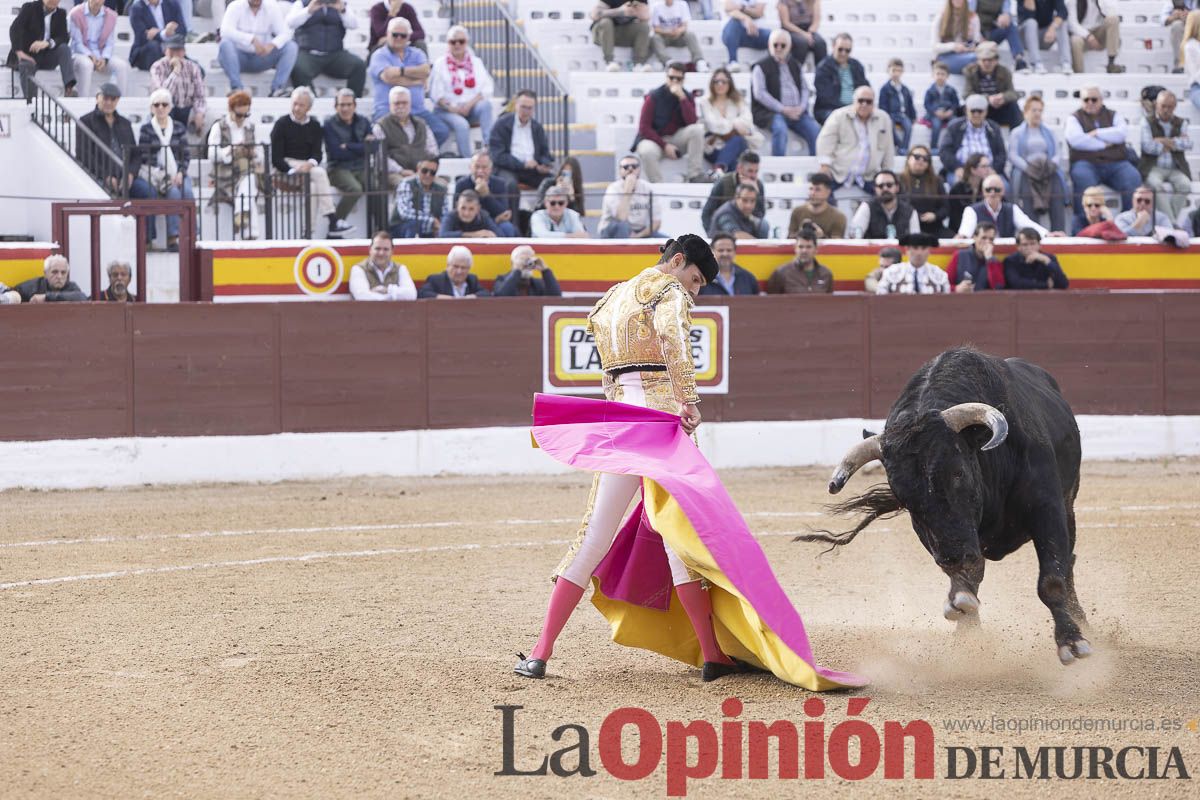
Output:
[587, 267, 699, 407]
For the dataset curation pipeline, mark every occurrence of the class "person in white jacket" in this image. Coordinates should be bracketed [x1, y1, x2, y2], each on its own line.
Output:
[1067, 0, 1124, 73]
[348, 231, 417, 300]
[428, 25, 496, 158]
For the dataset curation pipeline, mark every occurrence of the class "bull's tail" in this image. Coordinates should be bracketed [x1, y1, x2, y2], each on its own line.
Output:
[794, 484, 905, 552]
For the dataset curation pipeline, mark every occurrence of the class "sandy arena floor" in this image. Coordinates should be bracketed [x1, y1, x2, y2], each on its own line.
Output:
[1, 460, 1198, 798]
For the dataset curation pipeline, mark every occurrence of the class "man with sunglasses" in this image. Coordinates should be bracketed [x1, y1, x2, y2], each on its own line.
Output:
[956, 173, 1052, 238]
[531, 186, 589, 238]
[218, 0, 299, 98]
[848, 169, 919, 239]
[368, 17, 450, 149]
[938, 94, 1007, 181]
[813, 33, 867, 124]
[599, 156, 664, 238]
[633, 62, 708, 183]
[1113, 186, 1173, 236]
[390, 156, 446, 238]
[814, 86, 894, 194]
[1065, 85, 1141, 214]
[751, 30, 819, 157]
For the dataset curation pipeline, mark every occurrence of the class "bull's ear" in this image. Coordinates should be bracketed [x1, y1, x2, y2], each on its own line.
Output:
[862, 428, 878, 439]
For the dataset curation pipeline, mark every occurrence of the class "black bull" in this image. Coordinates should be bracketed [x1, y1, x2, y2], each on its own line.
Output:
[799, 347, 1092, 665]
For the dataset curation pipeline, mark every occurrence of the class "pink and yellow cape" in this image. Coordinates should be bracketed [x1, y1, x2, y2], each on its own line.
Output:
[531, 394, 867, 691]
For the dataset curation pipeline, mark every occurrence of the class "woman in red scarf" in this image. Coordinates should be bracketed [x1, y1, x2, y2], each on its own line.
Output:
[428, 24, 496, 158]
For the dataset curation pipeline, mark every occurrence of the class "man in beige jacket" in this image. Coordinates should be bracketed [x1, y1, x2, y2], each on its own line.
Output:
[814, 86, 895, 193]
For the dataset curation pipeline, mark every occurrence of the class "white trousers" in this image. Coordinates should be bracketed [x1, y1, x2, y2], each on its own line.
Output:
[72, 55, 130, 97]
[558, 372, 694, 587]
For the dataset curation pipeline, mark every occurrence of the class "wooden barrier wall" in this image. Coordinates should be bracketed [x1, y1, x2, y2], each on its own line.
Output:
[2, 293, 1198, 442]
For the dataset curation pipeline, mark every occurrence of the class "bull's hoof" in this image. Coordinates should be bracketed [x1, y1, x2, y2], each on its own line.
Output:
[1057, 638, 1093, 665]
[942, 590, 980, 621]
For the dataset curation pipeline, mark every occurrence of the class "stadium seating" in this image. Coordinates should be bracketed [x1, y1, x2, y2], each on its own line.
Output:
[4, 0, 1200, 244]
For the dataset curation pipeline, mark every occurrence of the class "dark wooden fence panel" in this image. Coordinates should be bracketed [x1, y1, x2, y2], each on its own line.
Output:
[425, 298, 546, 428]
[1164, 294, 1200, 415]
[1016, 294, 1165, 415]
[714, 296, 871, 421]
[0, 305, 131, 440]
[1, 293, 1196, 442]
[132, 304, 281, 436]
[279, 303, 431, 432]
[868, 295, 1017, 418]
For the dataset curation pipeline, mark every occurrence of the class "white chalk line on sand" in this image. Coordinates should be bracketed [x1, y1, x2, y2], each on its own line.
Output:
[1, 502, 1193, 552]
[0, 530, 819, 591]
[2, 513, 1196, 591]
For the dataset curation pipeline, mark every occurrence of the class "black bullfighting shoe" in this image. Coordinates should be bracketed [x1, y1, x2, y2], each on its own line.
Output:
[701, 660, 742, 682]
[701, 656, 765, 682]
[514, 652, 546, 679]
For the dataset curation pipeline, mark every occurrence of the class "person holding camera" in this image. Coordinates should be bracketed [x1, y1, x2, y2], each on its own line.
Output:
[493, 245, 563, 297]
[285, 0, 367, 97]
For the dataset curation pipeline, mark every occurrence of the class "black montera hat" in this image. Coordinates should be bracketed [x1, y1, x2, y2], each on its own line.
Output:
[661, 233, 720, 283]
[899, 232, 941, 248]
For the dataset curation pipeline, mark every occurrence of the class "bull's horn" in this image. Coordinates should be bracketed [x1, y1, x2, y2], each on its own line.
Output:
[828, 435, 883, 494]
[941, 403, 1009, 451]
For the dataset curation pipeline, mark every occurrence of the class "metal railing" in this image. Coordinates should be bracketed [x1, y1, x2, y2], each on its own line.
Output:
[446, 0, 572, 161]
[30, 79, 127, 196]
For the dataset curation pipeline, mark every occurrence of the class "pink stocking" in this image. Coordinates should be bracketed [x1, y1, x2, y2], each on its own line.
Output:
[675, 580, 734, 665]
[530, 577, 587, 661]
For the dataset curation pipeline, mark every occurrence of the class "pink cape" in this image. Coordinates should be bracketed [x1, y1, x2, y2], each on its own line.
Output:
[531, 393, 866, 688]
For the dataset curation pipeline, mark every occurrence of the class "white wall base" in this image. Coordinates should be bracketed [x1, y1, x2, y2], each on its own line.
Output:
[2, 416, 1198, 491]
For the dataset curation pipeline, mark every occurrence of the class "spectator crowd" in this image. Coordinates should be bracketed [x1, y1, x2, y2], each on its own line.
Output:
[7, 0, 1199, 300]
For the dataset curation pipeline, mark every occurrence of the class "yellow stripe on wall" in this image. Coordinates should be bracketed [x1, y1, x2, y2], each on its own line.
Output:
[211, 247, 1200, 288]
[0, 260, 50, 286]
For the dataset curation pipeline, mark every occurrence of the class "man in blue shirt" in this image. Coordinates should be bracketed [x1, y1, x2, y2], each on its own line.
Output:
[367, 16, 449, 148]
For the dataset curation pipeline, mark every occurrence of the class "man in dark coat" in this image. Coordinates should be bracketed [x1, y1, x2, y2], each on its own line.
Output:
[488, 89, 554, 188]
[76, 82, 148, 197]
[128, 0, 186, 71]
[700, 150, 764, 232]
[812, 32, 867, 124]
[493, 245, 563, 297]
[8, 0, 77, 100]
[751, 31, 819, 156]
[418, 245, 490, 298]
[938, 94, 1008, 178]
[1003, 228, 1070, 289]
[14, 254, 88, 302]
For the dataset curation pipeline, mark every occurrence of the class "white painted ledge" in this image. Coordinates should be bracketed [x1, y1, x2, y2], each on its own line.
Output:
[1, 416, 1198, 491]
